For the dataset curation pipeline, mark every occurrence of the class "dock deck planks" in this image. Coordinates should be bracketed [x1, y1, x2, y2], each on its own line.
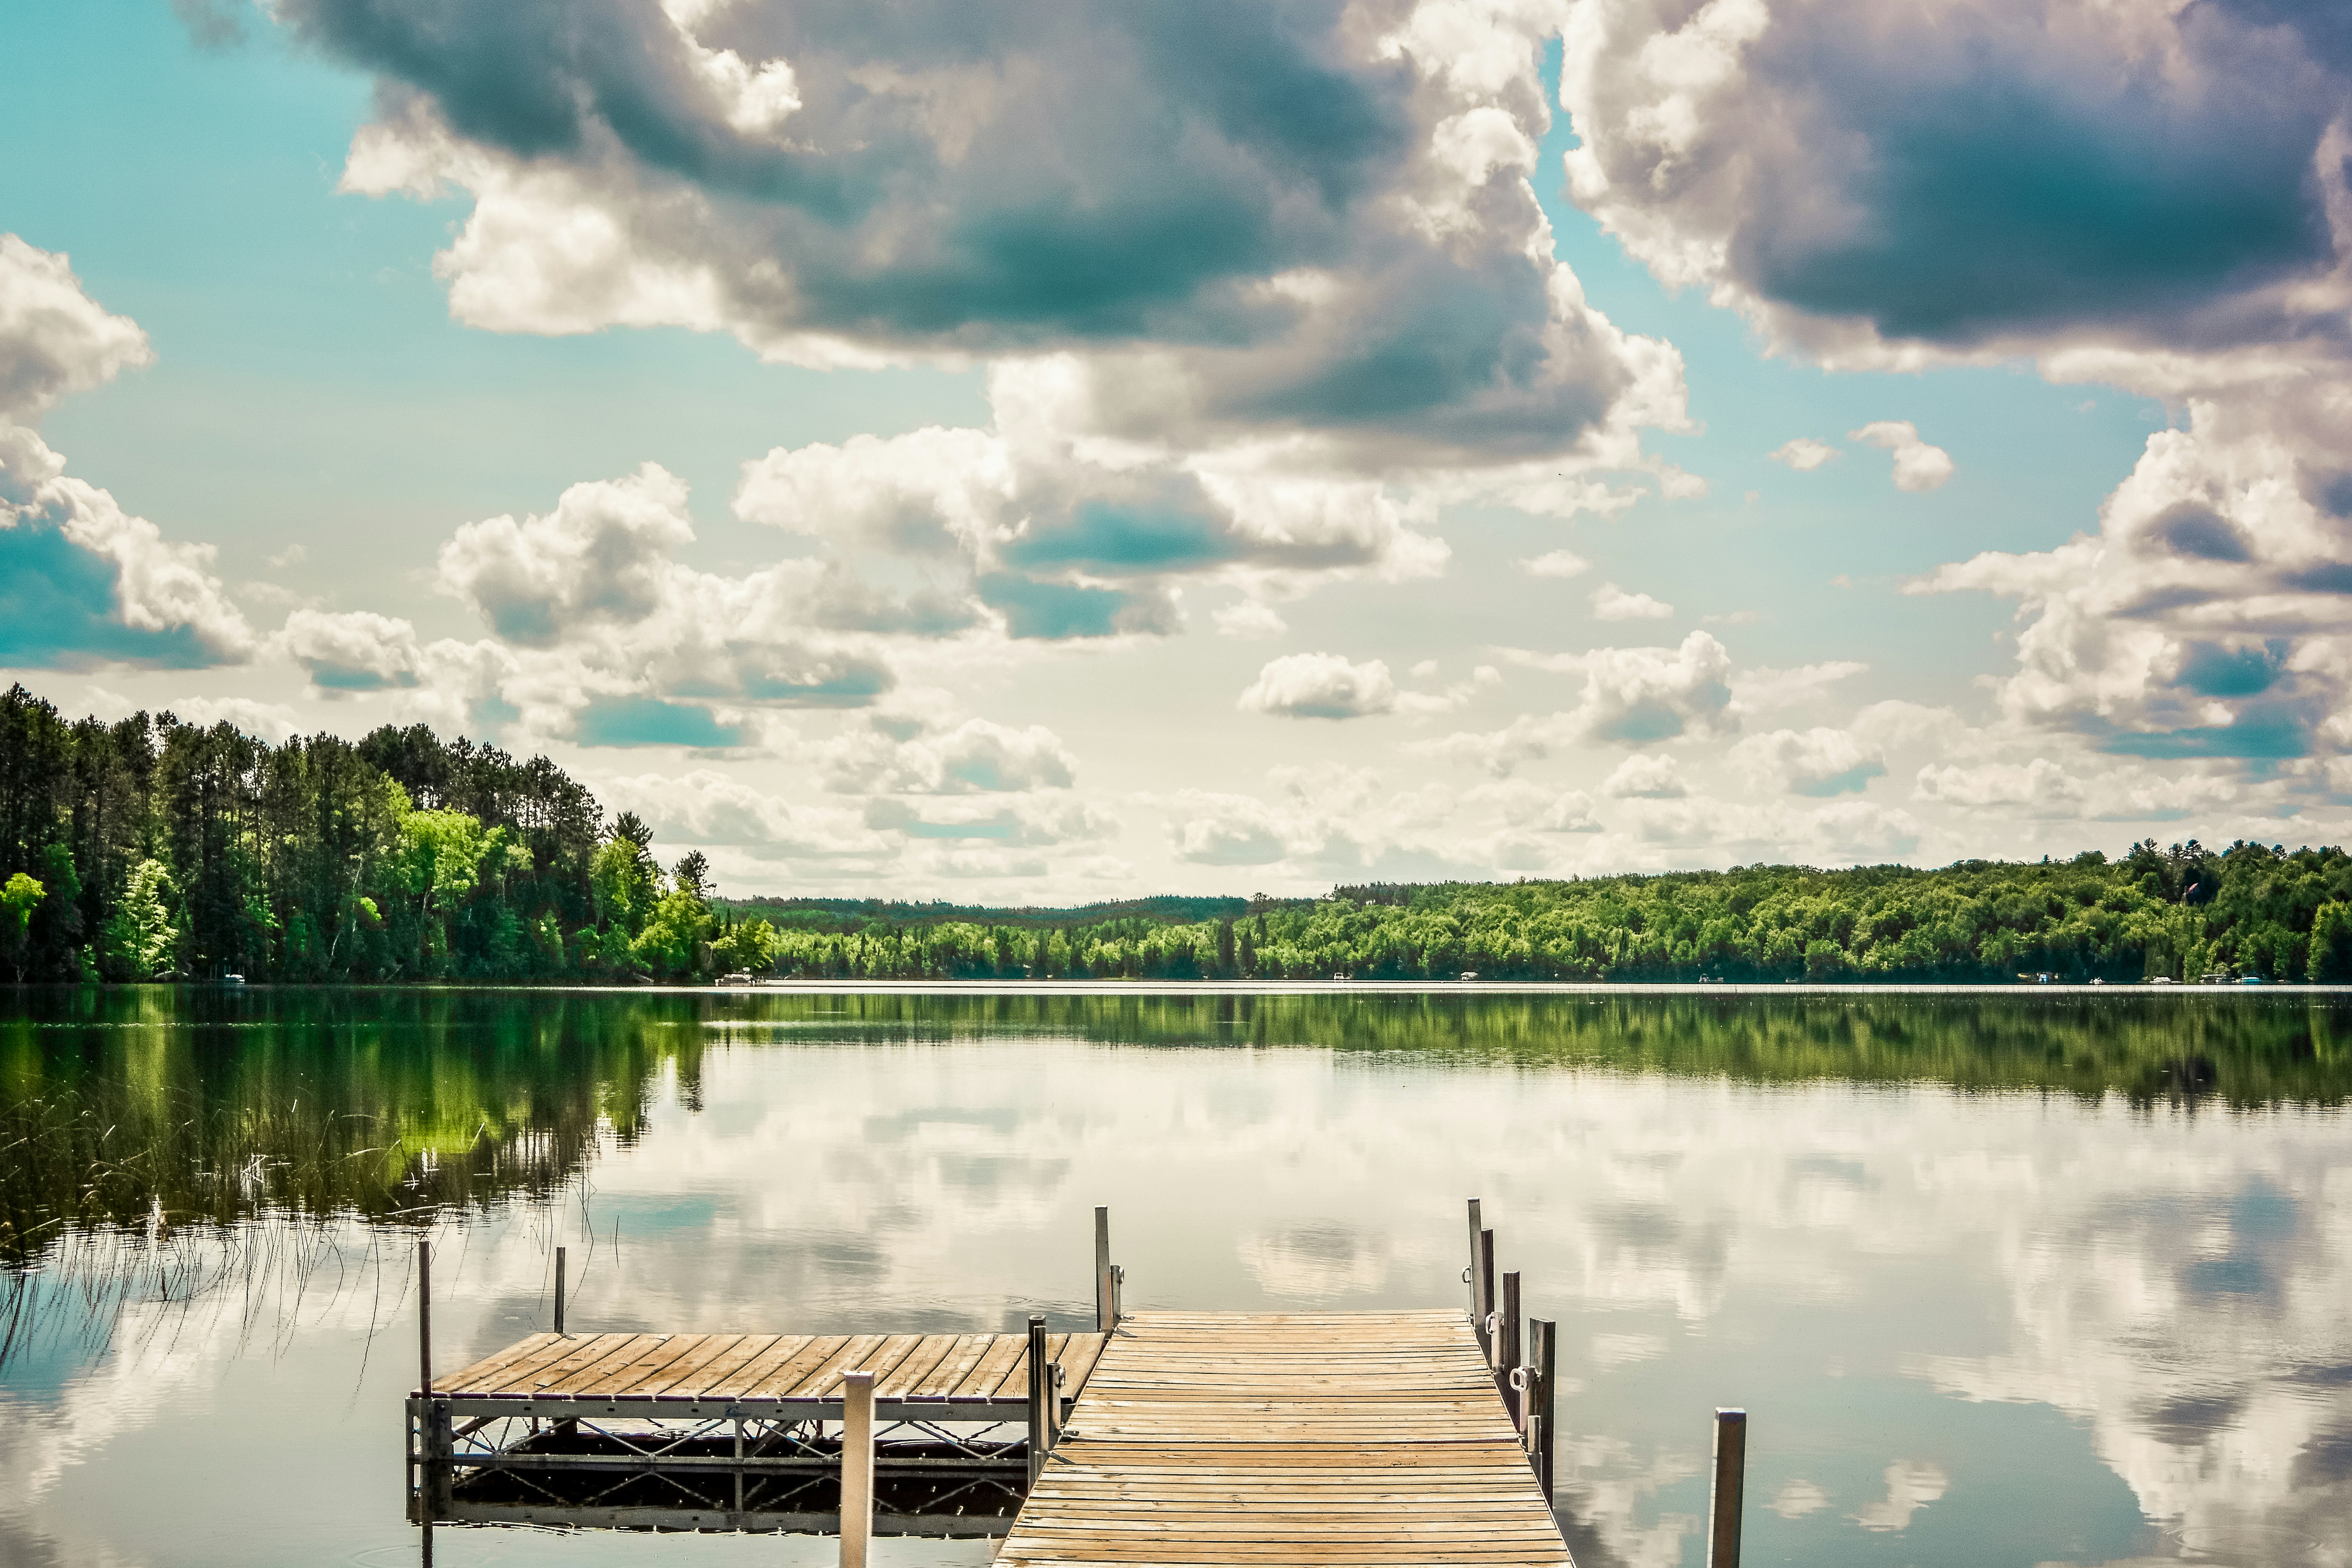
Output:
[999, 1311, 1571, 1568]
[430, 1330, 1108, 1413]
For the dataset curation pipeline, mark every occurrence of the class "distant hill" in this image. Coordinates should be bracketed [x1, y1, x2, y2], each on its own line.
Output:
[715, 893, 1288, 932]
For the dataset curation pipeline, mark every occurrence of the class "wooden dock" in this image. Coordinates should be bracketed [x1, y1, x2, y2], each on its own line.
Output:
[405, 1206, 1583, 1558]
[1001, 1310, 1570, 1567]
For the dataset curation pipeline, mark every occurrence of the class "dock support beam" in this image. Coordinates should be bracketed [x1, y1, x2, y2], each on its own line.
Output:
[553, 1246, 566, 1336]
[1709, 1408, 1746, 1568]
[841, 1371, 875, 1568]
[1466, 1199, 1488, 1360]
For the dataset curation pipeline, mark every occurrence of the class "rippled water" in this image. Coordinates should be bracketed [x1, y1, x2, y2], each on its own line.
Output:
[2, 987, 2347, 1567]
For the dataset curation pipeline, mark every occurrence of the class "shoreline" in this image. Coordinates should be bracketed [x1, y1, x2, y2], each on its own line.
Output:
[29, 979, 2350, 997]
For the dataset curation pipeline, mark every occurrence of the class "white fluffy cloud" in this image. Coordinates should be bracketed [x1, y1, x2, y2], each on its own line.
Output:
[1591, 581, 1673, 620]
[1732, 726, 1886, 796]
[1769, 437, 1837, 472]
[0, 235, 151, 423]
[1850, 421, 1954, 492]
[1437, 630, 1736, 773]
[1523, 548, 1591, 578]
[1910, 397, 2352, 765]
[1238, 653, 1400, 721]
[0, 238, 252, 668]
[275, 609, 421, 692]
[1603, 753, 1687, 798]
[814, 716, 1078, 795]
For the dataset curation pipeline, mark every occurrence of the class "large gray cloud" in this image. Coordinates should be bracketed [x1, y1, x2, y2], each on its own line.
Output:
[301, 0, 1683, 471]
[1562, 0, 2352, 365]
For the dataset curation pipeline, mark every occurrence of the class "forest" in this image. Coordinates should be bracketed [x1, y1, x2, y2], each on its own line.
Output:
[5, 683, 2352, 985]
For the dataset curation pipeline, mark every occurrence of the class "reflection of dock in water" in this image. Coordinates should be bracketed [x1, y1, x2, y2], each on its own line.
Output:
[405, 1203, 1624, 1564]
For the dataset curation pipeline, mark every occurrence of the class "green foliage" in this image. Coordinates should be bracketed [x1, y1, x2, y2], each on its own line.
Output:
[712, 916, 778, 974]
[2, 873, 44, 981]
[0, 685, 712, 985]
[731, 839, 2352, 984]
[99, 860, 179, 979]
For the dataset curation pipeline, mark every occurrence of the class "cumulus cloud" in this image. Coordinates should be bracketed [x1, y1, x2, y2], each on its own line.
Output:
[1603, 754, 1687, 798]
[728, 372, 1459, 632]
[1612, 793, 1920, 860]
[1913, 758, 2087, 816]
[0, 240, 251, 669]
[814, 716, 1078, 794]
[1522, 548, 1591, 578]
[1546, 0, 2352, 816]
[1733, 726, 1886, 796]
[1213, 599, 1289, 638]
[1909, 397, 2352, 764]
[1238, 652, 1399, 720]
[1591, 581, 1673, 620]
[1769, 437, 1837, 471]
[1559, 0, 2352, 375]
[0, 235, 151, 423]
[276, 609, 421, 691]
[307, 0, 1687, 471]
[598, 769, 894, 861]
[1433, 630, 1736, 772]
[1157, 764, 1453, 872]
[1850, 421, 1954, 492]
[394, 461, 1006, 742]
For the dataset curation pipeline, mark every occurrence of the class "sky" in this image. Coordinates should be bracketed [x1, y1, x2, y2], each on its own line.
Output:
[5, 0, 2350, 901]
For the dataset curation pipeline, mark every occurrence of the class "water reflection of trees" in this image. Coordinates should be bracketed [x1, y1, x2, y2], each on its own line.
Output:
[0, 987, 704, 1272]
[708, 991, 2352, 1107]
[6, 991, 2341, 1274]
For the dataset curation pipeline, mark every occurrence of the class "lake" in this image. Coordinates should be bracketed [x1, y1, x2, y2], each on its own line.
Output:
[1, 987, 2347, 1567]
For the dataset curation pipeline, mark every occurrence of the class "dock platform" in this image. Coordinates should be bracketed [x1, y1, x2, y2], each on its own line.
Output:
[1002, 1311, 1569, 1567]
[409, 1330, 1108, 1535]
[405, 1203, 1575, 1557]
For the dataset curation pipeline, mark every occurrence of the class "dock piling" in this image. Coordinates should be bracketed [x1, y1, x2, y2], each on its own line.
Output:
[415, 1239, 453, 1524]
[417, 1238, 431, 1395]
[552, 1245, 566, 1335]
[1499, 1269, 1522, 1422]
[1094, 1206, 1114, 1330]
[1466, 1199, 1488, 1359]
[1708, 1408, 1747, 1568]
[1529, 1319, 1556, 1505]
[1478, 1228, 1497, 1366]
[840, 1371, 875, 1568]
[1026, 1314, 1055, 1489]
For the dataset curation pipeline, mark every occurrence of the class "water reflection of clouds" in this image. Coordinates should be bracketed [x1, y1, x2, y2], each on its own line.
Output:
[606, 1042, 2352, 1564]
[6, 1032, 2349, 1568]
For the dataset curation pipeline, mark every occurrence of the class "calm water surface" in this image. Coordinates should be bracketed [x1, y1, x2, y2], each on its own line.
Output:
[1, 988, 2347, 1568]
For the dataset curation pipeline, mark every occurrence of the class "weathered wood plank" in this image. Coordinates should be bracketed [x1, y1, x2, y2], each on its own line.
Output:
[998, 1312, 1570, 1568]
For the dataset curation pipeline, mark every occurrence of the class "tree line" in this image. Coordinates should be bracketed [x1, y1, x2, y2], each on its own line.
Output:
[723, 842, 2352, 983]
[7, 685, 2352, 985]
[0, 685, 767, 983]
